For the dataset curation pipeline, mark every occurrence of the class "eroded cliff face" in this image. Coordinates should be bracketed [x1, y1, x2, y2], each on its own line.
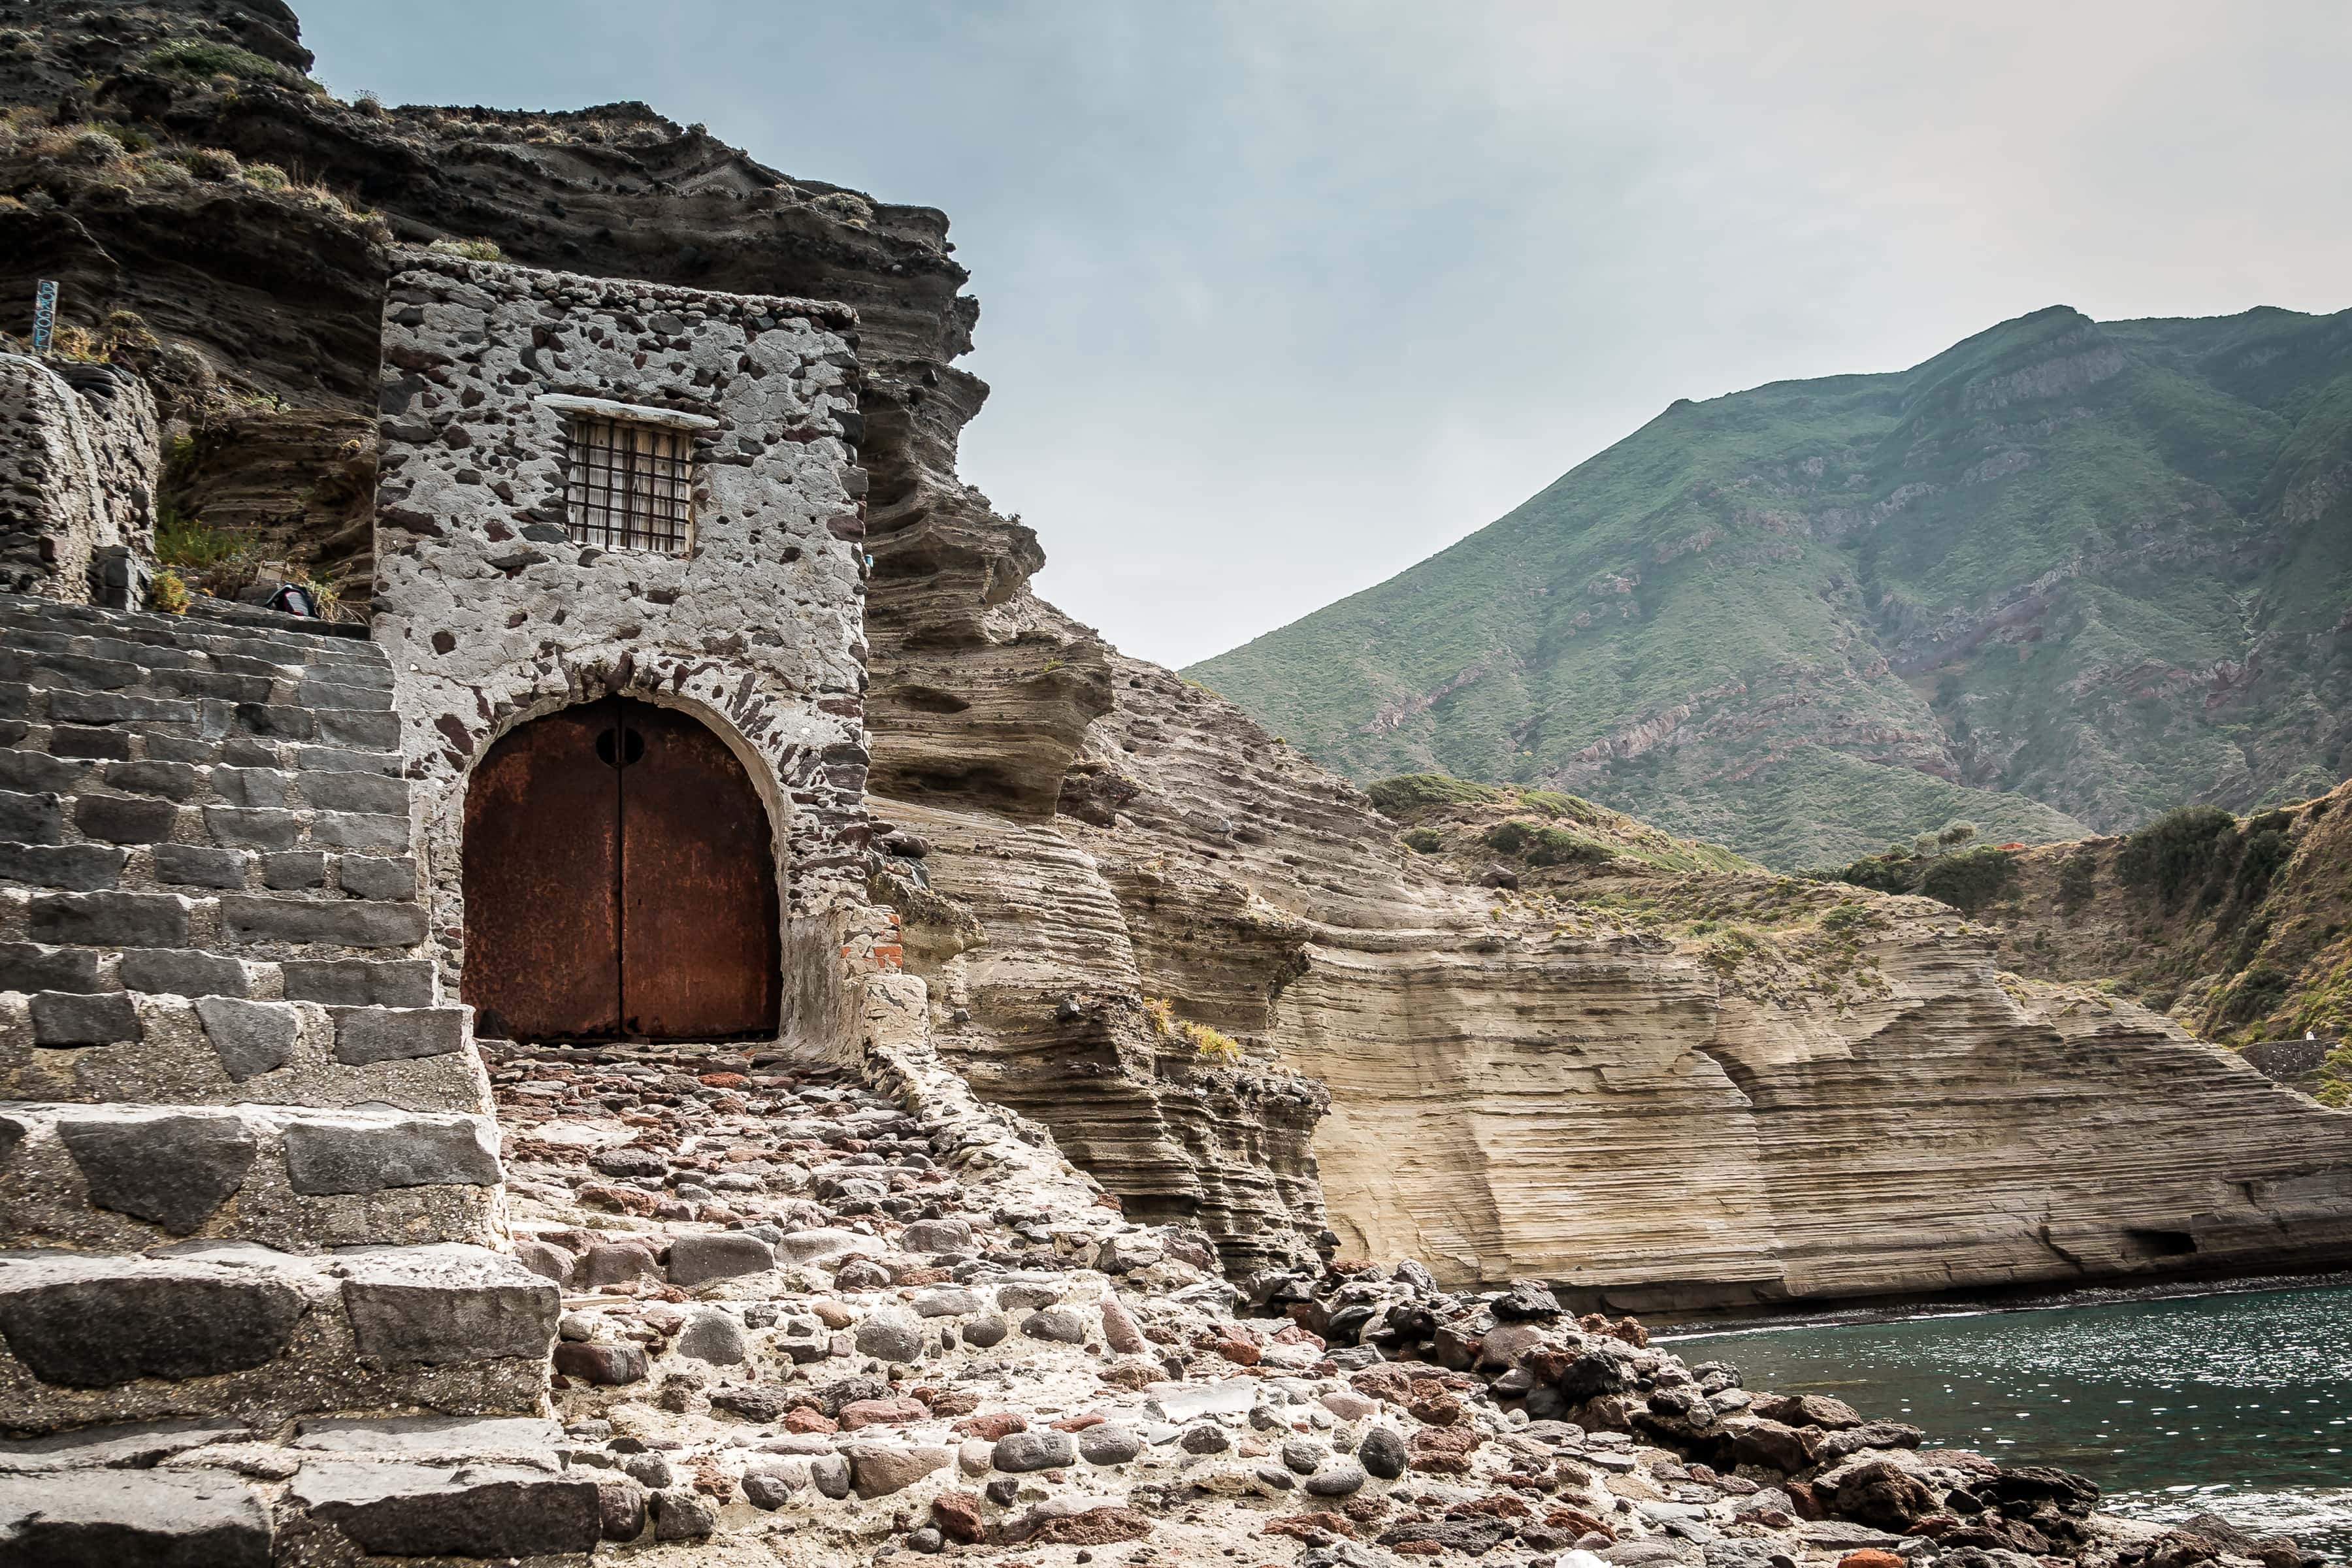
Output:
[862, 518, 2352, 1300]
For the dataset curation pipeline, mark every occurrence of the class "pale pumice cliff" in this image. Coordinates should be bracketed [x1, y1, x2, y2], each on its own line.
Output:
[860, 531, 2352, 1303]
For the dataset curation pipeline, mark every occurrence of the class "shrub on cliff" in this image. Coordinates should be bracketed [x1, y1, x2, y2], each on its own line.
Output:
[142, 39, 322, 95]
[1181, 1021, 1242, 1064]
[2117, 805, 2238, 906]
[1917, 845, 2017, 914]
[1483, 819, 1612, 868]
[1367, 773, 1501, 821]
[2233, 827, 2294, 907]
[2218, 966, 2293, 1029]
[1821, 851, 1921, 896]
[2057, 846, 2100, 909]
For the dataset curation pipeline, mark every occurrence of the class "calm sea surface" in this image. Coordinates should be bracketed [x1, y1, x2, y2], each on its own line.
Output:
[1669, 1284, 2352, 1553]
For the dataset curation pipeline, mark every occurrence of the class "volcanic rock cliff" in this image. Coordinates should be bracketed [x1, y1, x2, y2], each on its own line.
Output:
[3, 0, 2348, 1312]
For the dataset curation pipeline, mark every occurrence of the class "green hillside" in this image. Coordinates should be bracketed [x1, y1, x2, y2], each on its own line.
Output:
[1188, 305, 2352, 868]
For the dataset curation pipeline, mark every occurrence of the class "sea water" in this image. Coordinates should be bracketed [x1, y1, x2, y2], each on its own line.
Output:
[1669, 1284, 2352, 1552]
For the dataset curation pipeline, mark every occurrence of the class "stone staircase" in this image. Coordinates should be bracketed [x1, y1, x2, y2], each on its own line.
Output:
[0, 592, 589, 1561]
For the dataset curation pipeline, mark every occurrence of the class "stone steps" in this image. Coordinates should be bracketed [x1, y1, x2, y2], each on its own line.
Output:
[0, 991, 484, 1114]
[0, 595, 579, 1560]
[0, 1243, 557, 1434]
[0, 1102, 502, 1251]
[0, 1413, 602, 1564]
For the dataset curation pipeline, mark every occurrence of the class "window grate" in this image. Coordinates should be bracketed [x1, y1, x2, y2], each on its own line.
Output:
[562, 416, 694, 553]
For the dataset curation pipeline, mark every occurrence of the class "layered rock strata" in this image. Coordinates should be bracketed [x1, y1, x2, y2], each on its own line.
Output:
[866, 531, 2352, 1303]
[0, 354, 158, 603]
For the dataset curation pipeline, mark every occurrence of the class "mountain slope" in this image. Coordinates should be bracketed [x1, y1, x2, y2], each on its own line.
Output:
[1188, 304, 2352, 868]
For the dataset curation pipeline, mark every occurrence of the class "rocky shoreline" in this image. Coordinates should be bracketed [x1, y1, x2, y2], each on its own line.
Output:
[451, 1026, 2325, 1567]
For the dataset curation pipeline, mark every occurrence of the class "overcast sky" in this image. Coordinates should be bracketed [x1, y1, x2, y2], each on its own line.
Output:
[301, 1, 2350, 670]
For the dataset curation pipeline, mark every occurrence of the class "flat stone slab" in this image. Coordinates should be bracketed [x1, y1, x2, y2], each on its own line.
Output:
[0, 1250, 308, 1386]
[289, 1414, 564, 1462]
[0, 1469, 271, 1565]
[290, 1460, 602, 1557]
[0, 1104, 503, 1251]
[1144, 1378, 1260, 1422]
[335, 1244, 559, 1364]
[0, 1243, 556, 1433]
[0, 1418, 252, 1473]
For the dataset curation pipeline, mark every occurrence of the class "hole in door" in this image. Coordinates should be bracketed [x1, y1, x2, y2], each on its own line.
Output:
[462, 695, 781, 1042]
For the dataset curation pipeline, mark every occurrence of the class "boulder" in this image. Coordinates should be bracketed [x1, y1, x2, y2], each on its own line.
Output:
[994, 1430, 1077, 1472]
[1833, 1459, 1938, 1531]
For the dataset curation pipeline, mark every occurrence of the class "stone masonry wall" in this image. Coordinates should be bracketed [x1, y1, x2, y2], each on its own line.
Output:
[0, 355, 160, 607]
[368, 254, 877, 1049]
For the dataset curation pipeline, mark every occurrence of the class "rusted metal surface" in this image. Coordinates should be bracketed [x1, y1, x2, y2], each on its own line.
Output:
[462, 697, 779, 1042]
[619, 701, 781, 1040]
[461, 698, 621, 1041]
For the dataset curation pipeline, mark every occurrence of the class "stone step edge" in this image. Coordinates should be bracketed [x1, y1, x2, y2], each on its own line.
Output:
[0, 1243, 558, 1433]
[0, 1102, 503, 1252]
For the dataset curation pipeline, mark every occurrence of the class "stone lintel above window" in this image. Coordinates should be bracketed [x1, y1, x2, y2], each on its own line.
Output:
[532, 393, 720, 434]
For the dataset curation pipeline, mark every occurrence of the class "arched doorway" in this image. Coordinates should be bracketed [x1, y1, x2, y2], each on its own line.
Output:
[462, 696, 781, 1042]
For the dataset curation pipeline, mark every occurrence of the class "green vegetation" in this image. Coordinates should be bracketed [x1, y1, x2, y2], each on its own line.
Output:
[2116, 805, 2240, 906]
[2057, 846, 2100, 910]
[2316, 1045, 2351, 1109]
[1820, 828, 2018, 915]
[1916, 845, 2017, 915]
[1367, 770, 1757, 874]
[154, 510, 250, 593]
[1181, 1021, 1242, 1064]
[141, 39, 320, 93]
[1484, 819, 1614, 868]
[1189, 304, 2352, 869]
[428, 236, 504, 262]
[1367, 773, 1503, 819]
[1141, 996, 1243, 1064]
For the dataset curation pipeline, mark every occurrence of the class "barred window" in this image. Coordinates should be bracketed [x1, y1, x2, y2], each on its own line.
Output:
[561, 415, 696, 553]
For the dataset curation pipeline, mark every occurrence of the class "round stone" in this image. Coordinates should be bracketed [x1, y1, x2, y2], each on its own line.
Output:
[854, 1309, 925, 1364]
[1305, 1459, 1367, 1497]
[1358, 1426, 1409, 1480]
[1078, 1424, 1143, 1465]
[674, 1309, 746, 1364]
[1179, 1424, 1231, 1456]
[1020, 1308, 1087, 1345]
[992, 1430, 1077, 1473]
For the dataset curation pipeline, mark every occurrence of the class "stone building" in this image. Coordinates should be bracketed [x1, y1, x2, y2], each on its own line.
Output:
[368, 254, 882, 1055]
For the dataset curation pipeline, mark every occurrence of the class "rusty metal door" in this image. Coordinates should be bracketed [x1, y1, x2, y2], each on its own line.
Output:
[462, 699, 622, 1041]
[462, 696, 779, 1042]
[619, 702, 780, 1039]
